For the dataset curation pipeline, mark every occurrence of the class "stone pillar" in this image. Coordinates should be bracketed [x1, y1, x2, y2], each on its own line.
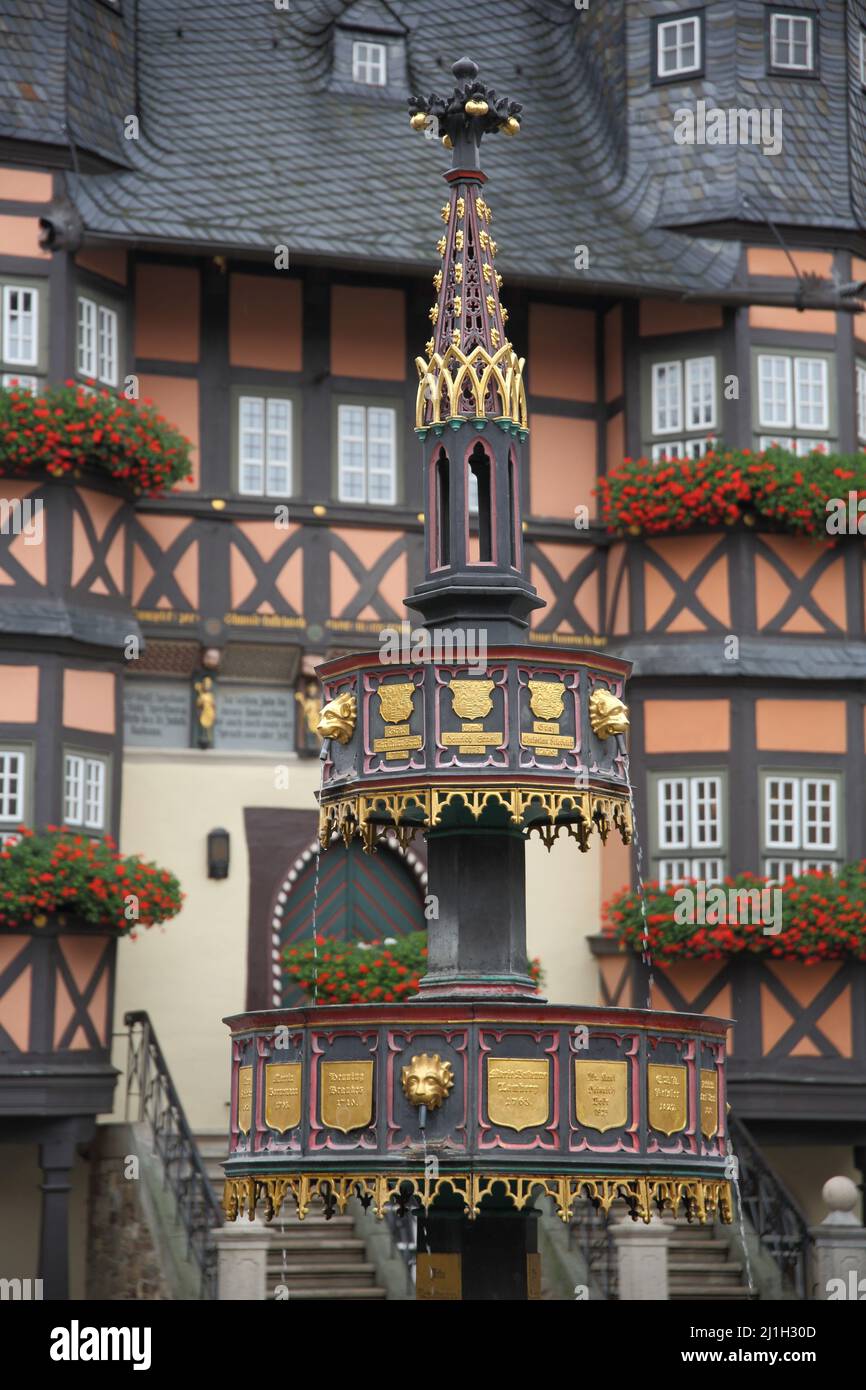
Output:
[214, 1223, 270, 1301]
[611, 1215, 672, 1300]
[809, 1176, 866, 1301]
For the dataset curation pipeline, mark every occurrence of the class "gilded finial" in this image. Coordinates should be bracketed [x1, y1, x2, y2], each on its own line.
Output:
[408, 57, 523, 173]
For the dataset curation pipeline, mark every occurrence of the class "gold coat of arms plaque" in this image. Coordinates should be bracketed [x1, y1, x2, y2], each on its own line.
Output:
[265, 1062, 302, 1134]
[321, 1060, 374, 1133]
[648, 1064, 688, 1136]
[700, 1068, 719, 1139]
[237, 1065, 253, 1135]
[449, 679, 494, 720]
[378, 682, 416, 724]
[574, 1060, 628, 1133]
[527, 680, 566, 721]
[486, 1057, 549, 1131]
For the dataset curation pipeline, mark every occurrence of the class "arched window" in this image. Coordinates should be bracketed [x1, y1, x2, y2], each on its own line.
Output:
[467, 443, 492, 564]
[435, 447, 450, 568]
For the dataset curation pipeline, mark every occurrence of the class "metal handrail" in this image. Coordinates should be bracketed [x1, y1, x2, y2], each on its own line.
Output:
[123, 1011, 223, 1299]
[729, 1113, 811, 1298]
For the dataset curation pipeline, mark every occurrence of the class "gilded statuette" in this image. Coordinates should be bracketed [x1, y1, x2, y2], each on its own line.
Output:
[588, 688, 629, 740]
[401, 1053, 455, 1110]
[316, 691, 357, 744]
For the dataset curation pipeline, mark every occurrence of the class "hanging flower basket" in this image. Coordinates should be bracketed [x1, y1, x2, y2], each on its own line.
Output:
[283, 931, 544, 1004]
[597, 445, 866, 539]
[0, 828, 184, 934]
[0, 381, 193, 496]
[604, 862, 866, 963]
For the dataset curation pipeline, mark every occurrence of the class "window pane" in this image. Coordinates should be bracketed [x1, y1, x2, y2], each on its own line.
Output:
[794, 358, 828, 431]
[239, 397, 265, 494]
[802, 779, 835, 850]
[338, 405, 366, 501]
[77, 298, 97, 378]
[3, 287, 38, 365]
[658, 17, 700, 76]
[84, 759, 105, 829]
[658, 778, 688, 848]
[758, 355, 792, 428]
[367, 407, 396, 504]
[686, 357, 715, 430]
[658, 859, 691, 888]
[97, 306, 118, 386]
[64, 754, 84, 826]
[265, 398, 291, 496]
[765, 777, 799, 848]
[652, 362, 682, 433]
[692, 857, 724, 884]
[690, 777, 721, 848]
[0, 751, 24, 821]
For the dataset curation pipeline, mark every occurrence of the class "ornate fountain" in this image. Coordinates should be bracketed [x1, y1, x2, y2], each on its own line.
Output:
[221, 59, 733, 1300]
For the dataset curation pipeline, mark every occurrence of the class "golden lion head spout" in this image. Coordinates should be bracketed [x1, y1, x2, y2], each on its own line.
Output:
[401, 1053, 454, 1111]
[589, 688, 629, 741]
[316, 692, 357, 745]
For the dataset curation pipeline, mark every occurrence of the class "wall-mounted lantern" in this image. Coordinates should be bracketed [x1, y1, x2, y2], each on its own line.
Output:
[207, 828, 230, 880]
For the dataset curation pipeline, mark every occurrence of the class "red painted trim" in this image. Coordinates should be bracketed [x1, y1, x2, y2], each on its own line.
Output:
[318, 647, 632, 680]
[223, 1002, 732, 1036]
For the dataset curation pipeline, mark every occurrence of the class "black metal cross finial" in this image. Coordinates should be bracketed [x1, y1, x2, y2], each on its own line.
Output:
[408, 57, 523, 171]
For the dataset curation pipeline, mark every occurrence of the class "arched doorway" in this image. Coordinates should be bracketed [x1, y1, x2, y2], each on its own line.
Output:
[272, 838, 427, 1005]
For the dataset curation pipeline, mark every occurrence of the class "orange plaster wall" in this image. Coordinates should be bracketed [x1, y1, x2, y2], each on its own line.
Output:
[0, 666, 39, 722]
[0, 215, 50, 259]
[0, 168, 52, 202]
[75, 247, 127, 285]
[747, 248, 834, 279]
[229, 274, 302, 371]
[605, 305, 623, 401]
[330, 527, 407, 617]
[644, 699, 730, 753]
[138, 375, 199, 490]
[639, 300, 723, 336]
[134, 264, 200, 362]
[530, 415, 597, 519]
[755, 700, 846, 753]
[749, 305, 836, 335]
[63, 670, 116, 734]
[331, 286, 405, 380]
[528, 304, 595, 400]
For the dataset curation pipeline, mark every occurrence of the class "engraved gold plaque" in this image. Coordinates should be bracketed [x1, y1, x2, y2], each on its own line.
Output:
[449, 679, 494, 720]
[648, 1063, 687, 1136]
[486, 1057, 549, 1132]
[321, 1060, 374, 1133]
[416, 1253, 462, 1300]
[237, 1065, 253, 1135]
[528, 680, 565, 721]
[265, 1062, 302, 1134]
[700, 1068, 719, 1139]
[574, 1060, 628, 1133]
[378, 682, 416, 724]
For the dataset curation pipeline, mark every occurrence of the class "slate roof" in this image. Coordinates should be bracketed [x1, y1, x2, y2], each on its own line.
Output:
[7, 0, 865, 294]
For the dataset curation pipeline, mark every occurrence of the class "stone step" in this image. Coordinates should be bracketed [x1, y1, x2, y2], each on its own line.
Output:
[267, 1262, 378, 1287]
[669, 1261, 743, 1274]
[269, 1287, 387, 1301]
[671, 1289, 758, 1301]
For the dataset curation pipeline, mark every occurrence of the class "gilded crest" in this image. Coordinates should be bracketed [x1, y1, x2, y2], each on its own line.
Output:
[401, 1053, 454, 1110]
[316, 691, 357, 745]
[528, 680, 565, 722]
[589, 687, 629, 740]
[320, 1060, 374, 1133]
[378, 682, 416, 725]
[449, 679, 494, 720]
[648, 1064, 687, 1136]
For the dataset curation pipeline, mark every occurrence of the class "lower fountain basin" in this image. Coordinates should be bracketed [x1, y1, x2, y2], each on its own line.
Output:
[222, 1001, 733, 1225]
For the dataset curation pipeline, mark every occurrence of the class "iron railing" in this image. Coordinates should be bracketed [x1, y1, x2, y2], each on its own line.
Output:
[123, 1011, 223, 1299]
[728, 1114, 811, 1299]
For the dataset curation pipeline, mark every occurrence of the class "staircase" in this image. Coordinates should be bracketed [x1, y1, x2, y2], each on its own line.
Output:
[668, 1220, 756, 1300]
[196, 1130, 387, 1301]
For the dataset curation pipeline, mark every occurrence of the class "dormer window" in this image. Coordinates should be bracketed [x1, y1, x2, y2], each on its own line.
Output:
[654, 14, 703, 82]
[353, 40, 387, 87]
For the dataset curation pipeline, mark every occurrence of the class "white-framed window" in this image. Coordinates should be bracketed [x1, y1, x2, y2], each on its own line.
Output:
[655, 774, 724, 886]
[238, 395, 292, 497]
[860, 29, 866, 87]
[759, 435, 795, 452]
[656, 15, 702, 78]
[2, 286, 38, 366]
[650, 437, 716, 464]
[338, 404, 397, 505]
[2, 373, 38, 394]
[685, 357, 716, 430]
[352, 40, 387, 86]
[77, 297, 97, 379]
[0, 751, 25, 824]
[77, 297, 118, 385]
[770, 12, 815, 73]
[63, 753, 107, 831]
[794, 357, 828, 430]
[758, 354, 793, 428]
[763, 774, 839, 879]
[651, 362, 682, 434]
[857, 362, 866, 444]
